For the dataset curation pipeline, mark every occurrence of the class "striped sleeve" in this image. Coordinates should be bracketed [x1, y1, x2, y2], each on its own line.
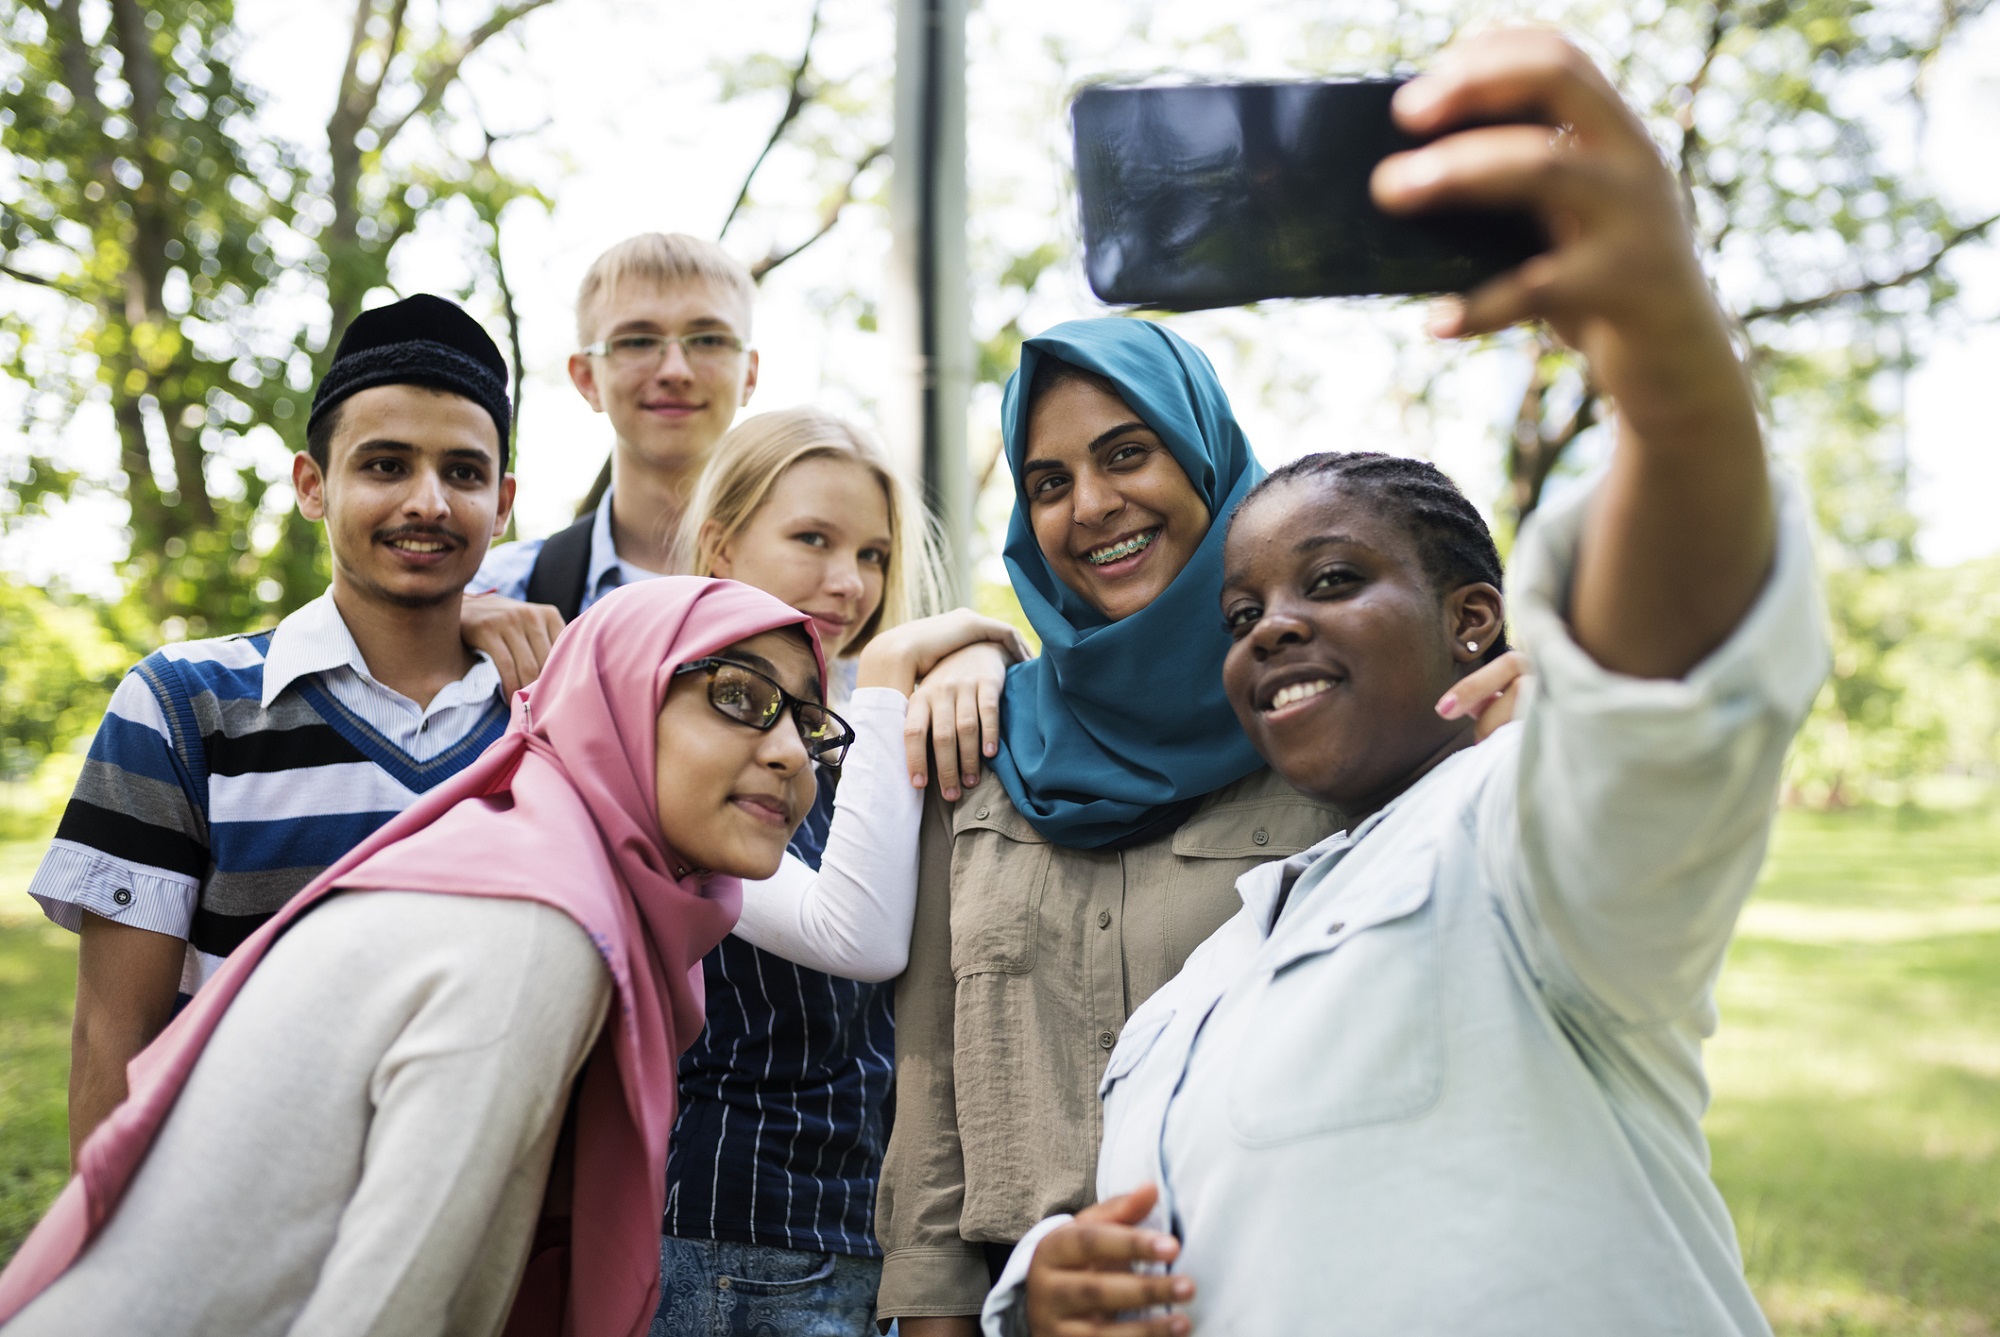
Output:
[29, 665, 206, 939]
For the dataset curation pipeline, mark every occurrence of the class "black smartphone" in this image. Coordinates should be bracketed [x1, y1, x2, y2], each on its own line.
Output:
[1070, 78, 1545, 310]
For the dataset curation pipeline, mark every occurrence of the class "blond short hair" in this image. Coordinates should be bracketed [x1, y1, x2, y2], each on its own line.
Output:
[574, 233, 757, 346]
[673, 408, 947, 656]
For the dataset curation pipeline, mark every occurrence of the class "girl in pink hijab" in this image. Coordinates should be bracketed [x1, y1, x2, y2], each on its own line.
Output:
[0, 576, 840, 1337]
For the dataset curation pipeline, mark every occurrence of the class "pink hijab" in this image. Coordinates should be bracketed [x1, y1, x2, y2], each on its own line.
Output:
[0, 576, 822, 1337]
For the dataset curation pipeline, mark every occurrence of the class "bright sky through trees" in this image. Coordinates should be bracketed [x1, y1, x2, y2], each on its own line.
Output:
[3, 0, 1995, 594]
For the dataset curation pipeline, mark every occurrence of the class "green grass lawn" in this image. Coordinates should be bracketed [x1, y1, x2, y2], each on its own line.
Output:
[0, 846, 75, 1267]
[0, 807, 1995, 1329]
[1709, 808, 2000, 1335]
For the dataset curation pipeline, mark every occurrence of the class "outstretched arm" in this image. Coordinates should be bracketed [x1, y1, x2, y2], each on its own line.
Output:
[1377, 28, 1773, 678]
[1379, 31, 1827, 1027]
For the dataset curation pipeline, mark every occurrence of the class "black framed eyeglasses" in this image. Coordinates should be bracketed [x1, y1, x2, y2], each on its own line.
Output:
[673, 657, 854, 768]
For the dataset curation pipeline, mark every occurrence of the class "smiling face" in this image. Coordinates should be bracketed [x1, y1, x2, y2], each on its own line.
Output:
[568, 277, 759, 478]
[1021, 376, 1211, 622]
[294, 383, 513, 610]
[705, 456, 892, 660]
[1220, 476, 1502, 818]
[654, 629, 820, 879]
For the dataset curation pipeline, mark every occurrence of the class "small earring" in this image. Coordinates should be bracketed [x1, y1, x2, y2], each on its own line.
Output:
[1465, 641, 1479, 653]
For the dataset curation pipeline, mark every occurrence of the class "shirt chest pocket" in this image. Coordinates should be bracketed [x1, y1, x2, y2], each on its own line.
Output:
[948, 799, 1054, 978]
[1225, 852, 1444, 1146]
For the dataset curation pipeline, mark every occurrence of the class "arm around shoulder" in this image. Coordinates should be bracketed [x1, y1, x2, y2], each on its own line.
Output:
[732, 687, 920, 979]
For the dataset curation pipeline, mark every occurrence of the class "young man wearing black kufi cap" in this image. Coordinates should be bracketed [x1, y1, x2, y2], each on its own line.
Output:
[32, 294, 520, 1155]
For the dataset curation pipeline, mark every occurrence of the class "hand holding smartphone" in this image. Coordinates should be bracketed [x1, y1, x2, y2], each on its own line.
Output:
[1071, 78, 1546, 310]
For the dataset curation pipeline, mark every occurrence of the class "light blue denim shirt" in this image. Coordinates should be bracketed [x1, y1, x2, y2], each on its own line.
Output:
[987, 473, 1828, 1337]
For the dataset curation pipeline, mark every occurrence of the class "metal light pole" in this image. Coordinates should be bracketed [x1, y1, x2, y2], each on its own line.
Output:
[886, 0, 972, 601]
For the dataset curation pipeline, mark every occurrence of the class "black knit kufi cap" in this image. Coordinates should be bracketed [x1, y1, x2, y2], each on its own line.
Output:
[308, 294, 513, 464]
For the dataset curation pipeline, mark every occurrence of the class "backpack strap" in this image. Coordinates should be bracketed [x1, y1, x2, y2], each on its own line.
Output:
[523, 512, 597, 622]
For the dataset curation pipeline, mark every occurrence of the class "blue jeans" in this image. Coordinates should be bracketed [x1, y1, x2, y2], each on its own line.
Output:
[652, 1236, 882, 1337]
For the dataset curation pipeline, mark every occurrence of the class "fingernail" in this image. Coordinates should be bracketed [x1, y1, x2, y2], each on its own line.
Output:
[984, 742, 998, 757]
[1435, 693, 1462, 719]
[1426, 297, 1464, 338]
[1396, 151, 1443, 191]
[967, 770, 980, 787]
[943, 787, 959, 801]
[1172, 1278, 1194, 1299]
[912, 773, 926, 788]
[1393, 76, 1439, 118]
[1152, 1237, 1177, 1257]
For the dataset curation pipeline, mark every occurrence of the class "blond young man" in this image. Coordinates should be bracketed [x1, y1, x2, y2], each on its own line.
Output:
[464, 233, 760, 689]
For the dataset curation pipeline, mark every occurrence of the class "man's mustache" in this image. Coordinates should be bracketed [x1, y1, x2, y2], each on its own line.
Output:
[373, 524, 468, 549]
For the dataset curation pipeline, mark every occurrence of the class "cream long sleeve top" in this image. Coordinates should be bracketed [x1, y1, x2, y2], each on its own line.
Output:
[730, 685, 922, 982]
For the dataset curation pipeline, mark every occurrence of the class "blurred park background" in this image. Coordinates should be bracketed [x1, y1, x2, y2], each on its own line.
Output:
[1, 0, 1997, 1331]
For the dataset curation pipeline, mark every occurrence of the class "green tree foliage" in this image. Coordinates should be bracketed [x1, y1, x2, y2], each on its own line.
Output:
[0, 579, 129, 781]
[1774, 346, 2000, 805]
[0, 0, 551, 639]
[1269, 0, 1999, 528]
[1, 0, 307, 635]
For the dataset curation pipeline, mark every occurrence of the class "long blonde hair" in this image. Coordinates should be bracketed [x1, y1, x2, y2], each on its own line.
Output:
[673, 407, 947, 655]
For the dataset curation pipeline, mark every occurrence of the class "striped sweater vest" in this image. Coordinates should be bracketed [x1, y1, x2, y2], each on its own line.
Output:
[55, 632, 508, 973]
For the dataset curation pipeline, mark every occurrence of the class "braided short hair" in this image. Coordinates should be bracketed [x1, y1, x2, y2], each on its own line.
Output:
[1232, 452, 1510, 660]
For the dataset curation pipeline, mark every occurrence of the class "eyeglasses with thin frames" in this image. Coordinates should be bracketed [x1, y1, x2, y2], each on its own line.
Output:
[672, 657, 853, 769]
[580, 331, 750, 370]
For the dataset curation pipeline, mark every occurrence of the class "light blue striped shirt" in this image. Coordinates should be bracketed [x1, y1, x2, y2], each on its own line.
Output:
[473, 490, 632, 614]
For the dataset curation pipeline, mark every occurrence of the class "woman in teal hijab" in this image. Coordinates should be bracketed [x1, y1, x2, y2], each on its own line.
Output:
[876, 317, 1344, 1328]
[992, 318, 1269, 847]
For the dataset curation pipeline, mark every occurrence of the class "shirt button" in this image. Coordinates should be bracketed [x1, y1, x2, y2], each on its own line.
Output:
[1097, 909, 1112, 930]
[975, 806, 990, 820]
[1099, 1030, 1116, 1050]
[716, 1277, 732, 1290]
[112, 888, 132, 906]
[1327, 921, 1346, 935]
[1252, 828, 1270, 846]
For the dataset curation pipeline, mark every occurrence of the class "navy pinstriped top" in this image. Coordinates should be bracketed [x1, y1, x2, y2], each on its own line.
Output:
[663, 773, 897, 1257]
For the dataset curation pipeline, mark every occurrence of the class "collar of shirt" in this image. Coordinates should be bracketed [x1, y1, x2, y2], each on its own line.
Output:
[260, 591, 502, 715]
[1231, 735, 1505, 934]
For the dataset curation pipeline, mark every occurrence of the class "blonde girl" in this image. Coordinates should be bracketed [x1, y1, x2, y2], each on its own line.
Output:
[657, 405, 1021, 1337]
[675, 405, 946, 677]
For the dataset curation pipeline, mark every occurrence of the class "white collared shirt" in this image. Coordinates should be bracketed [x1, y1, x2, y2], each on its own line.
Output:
[261, 592, 503, 763]
[988, 474, 1829, 1337]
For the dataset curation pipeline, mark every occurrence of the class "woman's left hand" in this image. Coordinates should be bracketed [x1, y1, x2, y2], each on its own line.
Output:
[903, 641, 1015, 800]
[1435, 649, 1533, 742]
[856, 610, 1031, 796]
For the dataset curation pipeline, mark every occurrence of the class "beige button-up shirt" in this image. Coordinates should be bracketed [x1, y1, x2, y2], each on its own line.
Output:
[875, 765, 1339, 1318]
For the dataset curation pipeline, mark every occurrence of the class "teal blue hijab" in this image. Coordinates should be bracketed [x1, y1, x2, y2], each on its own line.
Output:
[991, 318, 1267, 849]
